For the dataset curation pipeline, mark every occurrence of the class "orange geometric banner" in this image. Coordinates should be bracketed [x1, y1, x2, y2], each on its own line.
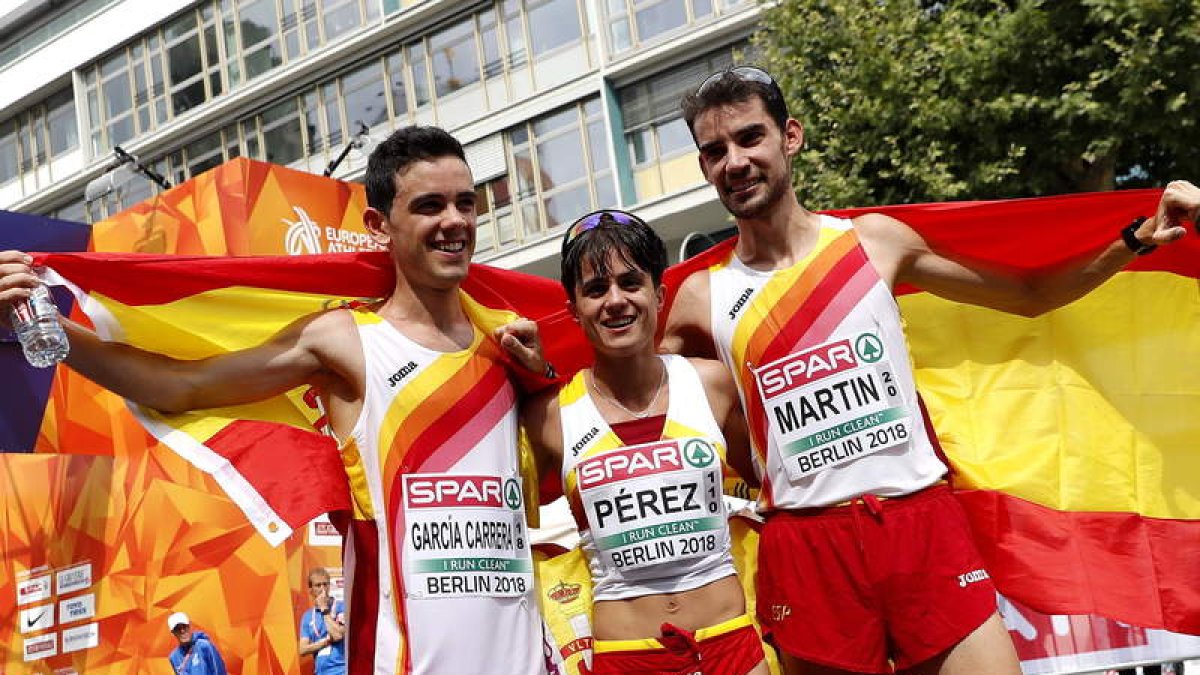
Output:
[4, 159, 373, 674]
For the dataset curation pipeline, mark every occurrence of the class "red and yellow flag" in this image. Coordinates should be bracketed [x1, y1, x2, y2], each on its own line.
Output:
[18, 170, 1198, 647]
[34, 251, 576, 546]
[665, 187, 1200, 635]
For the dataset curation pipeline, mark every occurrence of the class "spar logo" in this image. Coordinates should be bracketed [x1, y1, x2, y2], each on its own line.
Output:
[577, 442, 683, 489]
[283, 206, 384, 255]
[682, 440, 716, 469]
[404, 475, 515, 509]
[854, 333, 884, 363]
[17, 574, 51, 606]
[504, 479, 523, 510]
[756, 339, 858, 399]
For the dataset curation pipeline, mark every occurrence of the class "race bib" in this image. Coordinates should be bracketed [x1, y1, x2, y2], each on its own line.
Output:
[754, 334, 912, 481]
[401, 474, 533, 599]
[576, 438, 726, 572]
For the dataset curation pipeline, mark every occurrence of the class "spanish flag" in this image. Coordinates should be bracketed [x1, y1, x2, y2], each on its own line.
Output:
[664, 187, 1200, 635]
[29, 187, 1199, 636]
[35, 251, 582, 546]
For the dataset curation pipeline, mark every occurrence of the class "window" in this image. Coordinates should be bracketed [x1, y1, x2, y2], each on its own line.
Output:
[0, 122, 17, 185]
[322, 0, 362, 41]
[408, 43, 431, 107]
[230, 0, 285, 83]
[394, 0, 592, 123]
[81, 0, 378, 155]
[605, 0, 749, 55]
[480, 8, 502, 78]
[49, 199, 90, 225]
[527, 0, 581, 57]
[342, 61, 390, 130]
[475, 97, 616, 257]
[0, 87, 80, 189]
[260, 99, 307, 166]
[385, 53, 409, 122]
[164, 12, 212, 116]
[429, 19, 480, 98]
[0, 0, 117, 70]
[502, 0, 528, 70]
[618, 43, 747, 200]
[634, 0, 690, 44]
[46, 90, 79, 157]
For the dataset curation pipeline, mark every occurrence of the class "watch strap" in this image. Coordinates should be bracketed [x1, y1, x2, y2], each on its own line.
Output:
[1121, 217, 1156, 255]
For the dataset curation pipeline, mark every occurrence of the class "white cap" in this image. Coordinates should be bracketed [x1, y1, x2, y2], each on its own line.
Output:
[167, 612, 190, 631]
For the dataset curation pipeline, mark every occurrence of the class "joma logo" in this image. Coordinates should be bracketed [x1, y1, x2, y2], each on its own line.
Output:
[387, 361, 419, 387]
[728, 287, 754, 320]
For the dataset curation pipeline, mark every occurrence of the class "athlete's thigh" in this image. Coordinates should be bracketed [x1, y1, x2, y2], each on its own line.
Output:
[746, 657, 772, 675]
[897, 613, 1021, 675]
[778, 650, 888, 675]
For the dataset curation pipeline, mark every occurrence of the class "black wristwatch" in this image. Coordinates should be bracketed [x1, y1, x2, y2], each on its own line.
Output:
[1121, 217, 1156, 255]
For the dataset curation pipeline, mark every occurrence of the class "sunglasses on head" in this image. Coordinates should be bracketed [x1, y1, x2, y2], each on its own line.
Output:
[697, 66, 782, 97]
[562, 209, 644, 255]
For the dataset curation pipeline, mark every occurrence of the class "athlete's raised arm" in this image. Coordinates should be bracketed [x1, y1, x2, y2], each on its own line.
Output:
[0, 249, 357, 414]
[855, 180, 1199, 317]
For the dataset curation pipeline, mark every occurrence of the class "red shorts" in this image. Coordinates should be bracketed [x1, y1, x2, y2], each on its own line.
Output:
[589, 614, 765, 675]
[756, 484, 996, 673]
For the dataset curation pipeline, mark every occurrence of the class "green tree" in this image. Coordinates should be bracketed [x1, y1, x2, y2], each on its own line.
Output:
[755, 0, 1200, 208]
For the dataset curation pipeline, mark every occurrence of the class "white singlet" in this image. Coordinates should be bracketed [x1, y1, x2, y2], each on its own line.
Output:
[559, 355, 736, 601]
[708, 215, 947, 511]
[340, 306, 546, 674]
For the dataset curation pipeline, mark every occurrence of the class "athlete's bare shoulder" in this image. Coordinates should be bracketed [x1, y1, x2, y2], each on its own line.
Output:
[848, 212, 921, 289]
[687, 356, 732, 386]
[686, 356, 737, 412]
[301, 306, 367, 388]
[661, 269, 715, 359]
[301, 305, 361, 350]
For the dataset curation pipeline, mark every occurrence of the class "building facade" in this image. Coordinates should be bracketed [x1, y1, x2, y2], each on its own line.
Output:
[0, 0, 762, 274]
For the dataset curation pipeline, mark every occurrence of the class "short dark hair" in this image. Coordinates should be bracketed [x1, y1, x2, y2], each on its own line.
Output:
[365, 126, 467, 213]
[560, 210, 667, 298]
[681, 66, 790, 137]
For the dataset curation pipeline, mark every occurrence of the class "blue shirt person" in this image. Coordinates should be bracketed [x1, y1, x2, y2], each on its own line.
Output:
[299, 568, 346, 674]
[167, 612, 227, 675]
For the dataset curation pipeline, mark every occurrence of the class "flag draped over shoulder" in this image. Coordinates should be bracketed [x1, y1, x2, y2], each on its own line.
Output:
[665, 187, 1200, 635]
[35, 251, 583, 546]
[31, 187, 1199, 634]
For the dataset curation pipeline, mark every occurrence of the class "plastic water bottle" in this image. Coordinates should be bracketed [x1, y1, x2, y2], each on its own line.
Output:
[10, 284, 70, 368]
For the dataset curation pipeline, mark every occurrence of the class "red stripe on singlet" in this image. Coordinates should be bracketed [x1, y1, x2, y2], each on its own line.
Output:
[384, 359, 516, 672]
[346, 518, 380, 675]
[736, 242, 874, 506]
